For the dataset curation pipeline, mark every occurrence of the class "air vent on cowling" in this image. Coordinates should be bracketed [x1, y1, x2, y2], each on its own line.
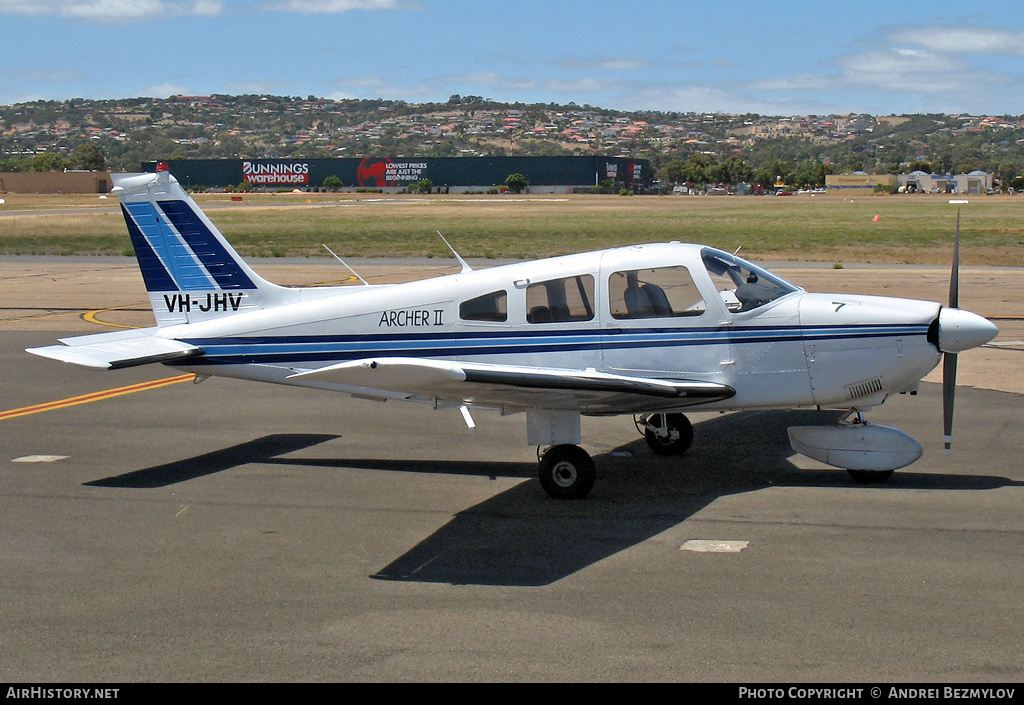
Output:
[847, 377, 884, 400]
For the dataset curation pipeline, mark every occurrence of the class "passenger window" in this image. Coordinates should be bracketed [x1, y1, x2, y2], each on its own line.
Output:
[460, 290, 507, 322]
[609, 266, 706, 319]
[526, 274, 595, 323]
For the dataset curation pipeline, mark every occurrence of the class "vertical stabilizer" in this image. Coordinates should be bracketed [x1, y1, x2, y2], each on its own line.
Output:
[112, 164, 290, 326]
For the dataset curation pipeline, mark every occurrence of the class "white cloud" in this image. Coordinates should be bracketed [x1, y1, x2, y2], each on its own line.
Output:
[729, 23, 1024, 114]
[222, 80, 296, 94]
[145, 83, 193, 97]
[260, 0, 416, 12]
[892, 26, 1024, 56]
[438, 72, 538, 93]
[329, 75, 439, 101]
[821, 25, 1021, 112]
[836, 48, 973, 94]
[749, 73, 833, 92]
[616, 81, 829, 116]
[0, 0, 417, 21]
[0, 0, 224, 22]
[556, 56, 652, 71]
[541, 77, 623, 95]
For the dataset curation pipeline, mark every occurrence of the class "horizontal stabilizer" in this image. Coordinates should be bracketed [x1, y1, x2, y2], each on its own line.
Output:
[26, 328, 200, 370]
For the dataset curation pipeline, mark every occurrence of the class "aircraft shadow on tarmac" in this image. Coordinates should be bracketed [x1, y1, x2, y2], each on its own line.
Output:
[363, 408, 1024, 587]
[85, 404, 1023, 587]
[84, 434, 342, 488]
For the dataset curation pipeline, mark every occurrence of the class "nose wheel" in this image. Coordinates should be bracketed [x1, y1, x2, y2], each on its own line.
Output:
[638, 412, 693, 455]
[538, 444, 596, 499]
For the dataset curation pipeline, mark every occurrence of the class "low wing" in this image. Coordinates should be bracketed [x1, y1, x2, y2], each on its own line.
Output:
[287, 357, 734, 414]
[26, 328, 201, 370]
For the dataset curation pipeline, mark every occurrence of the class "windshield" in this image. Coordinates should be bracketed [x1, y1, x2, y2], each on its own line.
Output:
[700, 248, 801, 312]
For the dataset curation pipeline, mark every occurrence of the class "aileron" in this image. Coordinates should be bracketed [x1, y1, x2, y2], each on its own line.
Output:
[288, 357, 734, 412]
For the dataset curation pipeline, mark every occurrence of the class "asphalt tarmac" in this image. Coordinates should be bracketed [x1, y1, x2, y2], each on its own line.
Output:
[1, 260, 1022, 682]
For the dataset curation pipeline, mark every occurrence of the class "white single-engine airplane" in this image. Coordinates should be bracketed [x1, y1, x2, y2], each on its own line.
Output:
[28, 165, 998, 498]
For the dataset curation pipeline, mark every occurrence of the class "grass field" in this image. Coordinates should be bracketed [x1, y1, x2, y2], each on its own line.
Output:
[1, 191, 1022, 265]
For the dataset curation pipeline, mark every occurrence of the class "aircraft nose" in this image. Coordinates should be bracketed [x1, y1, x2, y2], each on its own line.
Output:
[937, 308, 999, 353]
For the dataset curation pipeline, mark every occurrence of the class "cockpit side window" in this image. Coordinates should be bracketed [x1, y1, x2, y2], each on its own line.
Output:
[701, 248, 800, 312]
[460, 290, 508, 322]
[609, 266, 706, 319]
[526, 274, 595, 323]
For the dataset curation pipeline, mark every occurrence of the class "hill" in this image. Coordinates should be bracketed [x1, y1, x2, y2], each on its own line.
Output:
[3, 95, 1024, 187]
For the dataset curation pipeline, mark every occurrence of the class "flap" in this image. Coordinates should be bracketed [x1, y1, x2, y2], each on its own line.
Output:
[288, 357, 734, 413]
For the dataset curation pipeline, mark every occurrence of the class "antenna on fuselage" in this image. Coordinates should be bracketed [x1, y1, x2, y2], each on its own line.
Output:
[438, 231, 473, 273]
[322, 244, 369, 285]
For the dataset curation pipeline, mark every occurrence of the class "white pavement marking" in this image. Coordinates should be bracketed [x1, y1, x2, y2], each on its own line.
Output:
[680, 539, 750, 553]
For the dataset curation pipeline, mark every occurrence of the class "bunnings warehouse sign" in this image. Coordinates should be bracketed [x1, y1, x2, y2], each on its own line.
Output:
[242, 161, 309, 185]
[240, 159, 428, 187]
[148, 156, 650, 191]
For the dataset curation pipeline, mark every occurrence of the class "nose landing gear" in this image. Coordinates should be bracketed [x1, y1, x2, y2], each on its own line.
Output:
[637, 412, 694, 455]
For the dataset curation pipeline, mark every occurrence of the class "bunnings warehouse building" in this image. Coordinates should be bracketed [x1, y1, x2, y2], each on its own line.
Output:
[145, 156, 650, 194]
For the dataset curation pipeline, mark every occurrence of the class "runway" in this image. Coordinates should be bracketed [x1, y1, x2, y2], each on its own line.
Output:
[2, 260, 1023, 682]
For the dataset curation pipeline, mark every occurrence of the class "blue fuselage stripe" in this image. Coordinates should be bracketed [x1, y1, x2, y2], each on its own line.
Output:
[173, 323, 930, 367]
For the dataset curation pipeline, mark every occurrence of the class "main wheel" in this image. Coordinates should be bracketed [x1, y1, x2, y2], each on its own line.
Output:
[847, 469, 895, 484]
[539, 444, 596, 500]
[643, 413, 694, 456]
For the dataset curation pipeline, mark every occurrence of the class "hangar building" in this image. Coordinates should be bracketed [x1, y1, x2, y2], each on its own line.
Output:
[824, 172, 897, 192]
[897, 170, 993, 195]
[144, 156, 651, 194]
[826, 170, 994, 195]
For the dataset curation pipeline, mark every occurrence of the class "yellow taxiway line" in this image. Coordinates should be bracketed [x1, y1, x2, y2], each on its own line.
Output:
[81, 308, 141, 329]
[0, 307, 147, 328]
[0, 310, 86, 326]
[0, 374, 196, 422]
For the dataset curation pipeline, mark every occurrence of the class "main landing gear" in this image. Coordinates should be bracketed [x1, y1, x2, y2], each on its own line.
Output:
[538, 444, 596, 500]
[536, 412, 695, 500]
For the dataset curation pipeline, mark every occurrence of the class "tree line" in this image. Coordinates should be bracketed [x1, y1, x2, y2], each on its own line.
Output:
[0, 143, 105, 172]
[657, 154, 835, 189]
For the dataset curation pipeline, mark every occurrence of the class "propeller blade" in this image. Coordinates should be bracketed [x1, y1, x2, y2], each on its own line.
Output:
[944, 203, 963, 455]
[942, 351, 957, 455]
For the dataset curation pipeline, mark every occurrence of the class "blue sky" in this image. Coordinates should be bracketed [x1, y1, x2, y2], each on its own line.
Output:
[2, 0, 1023, 115]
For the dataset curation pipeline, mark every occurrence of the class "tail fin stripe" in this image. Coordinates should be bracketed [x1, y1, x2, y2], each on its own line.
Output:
[113, 169, 289, 325]
[124, 201, 217, 292]
[157, 201, 257, 291]
[121, 204, 179, 292]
